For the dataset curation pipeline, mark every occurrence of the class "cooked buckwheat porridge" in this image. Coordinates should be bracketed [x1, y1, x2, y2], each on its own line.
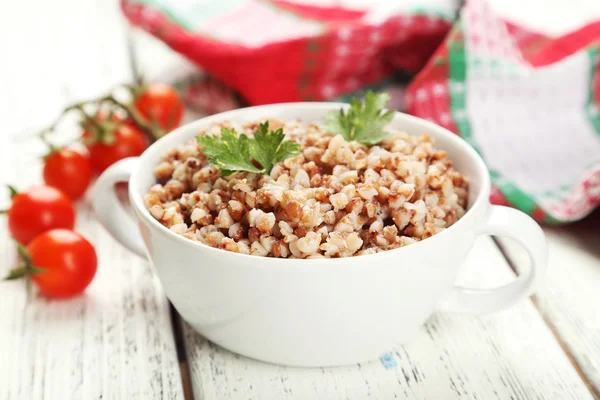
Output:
[144, 119, 469, 258]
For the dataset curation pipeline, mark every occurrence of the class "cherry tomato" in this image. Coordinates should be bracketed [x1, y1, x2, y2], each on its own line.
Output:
[134, 83, 184, 132]
[28, 229, 97, 298]
[84, 119, 147, 174]
[7, 185, 76, 245]
[43, 148, 93, 201]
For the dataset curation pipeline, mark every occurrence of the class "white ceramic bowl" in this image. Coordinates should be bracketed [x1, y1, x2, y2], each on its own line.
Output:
[93, 103, 547, 367]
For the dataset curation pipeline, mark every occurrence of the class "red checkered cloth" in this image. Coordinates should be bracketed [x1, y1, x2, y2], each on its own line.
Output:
[122, 0, 453, 105]
[407, 0, 600, 223]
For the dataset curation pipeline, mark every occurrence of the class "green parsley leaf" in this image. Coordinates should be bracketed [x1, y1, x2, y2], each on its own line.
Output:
[196, 127, 263, 175]
[325, 91, 395, 145]
[196, 122, 301, 176]
[250, 122, 301, 175]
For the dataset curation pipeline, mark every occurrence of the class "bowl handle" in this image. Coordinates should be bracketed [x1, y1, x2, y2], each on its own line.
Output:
[92, 157, 146, 259]
[439, 205, 548, 315]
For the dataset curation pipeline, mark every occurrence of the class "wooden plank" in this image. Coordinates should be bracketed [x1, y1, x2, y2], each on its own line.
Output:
[0, 0, 183, 399]
[497, 211, 600, 397]
[183, 238, 594, 399]
[127, 25, 205, 400]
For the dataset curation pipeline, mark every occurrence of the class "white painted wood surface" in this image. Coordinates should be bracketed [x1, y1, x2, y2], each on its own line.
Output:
[498, 211, 600, 396]
[182, 238, 593, 399]
[0, 0, 183, 399]
[1, 0, 599, 398]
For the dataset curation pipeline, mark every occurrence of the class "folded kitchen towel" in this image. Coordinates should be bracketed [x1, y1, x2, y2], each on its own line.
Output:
[122, 0, 600, 223]
[121, 0, 455, 104]
[407, 0, 600, 223]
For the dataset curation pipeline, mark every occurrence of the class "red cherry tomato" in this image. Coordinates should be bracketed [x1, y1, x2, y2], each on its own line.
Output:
[7, 185, 76, 245]
[84, 119, 147, 174]
[43, 148, 93, 201]
[134, 83, 184, 132]
[28, 229, 97, 298]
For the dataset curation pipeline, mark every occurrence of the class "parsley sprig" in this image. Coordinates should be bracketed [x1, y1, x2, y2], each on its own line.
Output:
[325, 91, 394, 145]
[250, 122, 301, 175]
[197, 92, 394, 176]
[197, 122, 301, 176]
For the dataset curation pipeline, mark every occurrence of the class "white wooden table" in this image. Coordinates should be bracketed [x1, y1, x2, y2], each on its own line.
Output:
[1, 1, 599, 399]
